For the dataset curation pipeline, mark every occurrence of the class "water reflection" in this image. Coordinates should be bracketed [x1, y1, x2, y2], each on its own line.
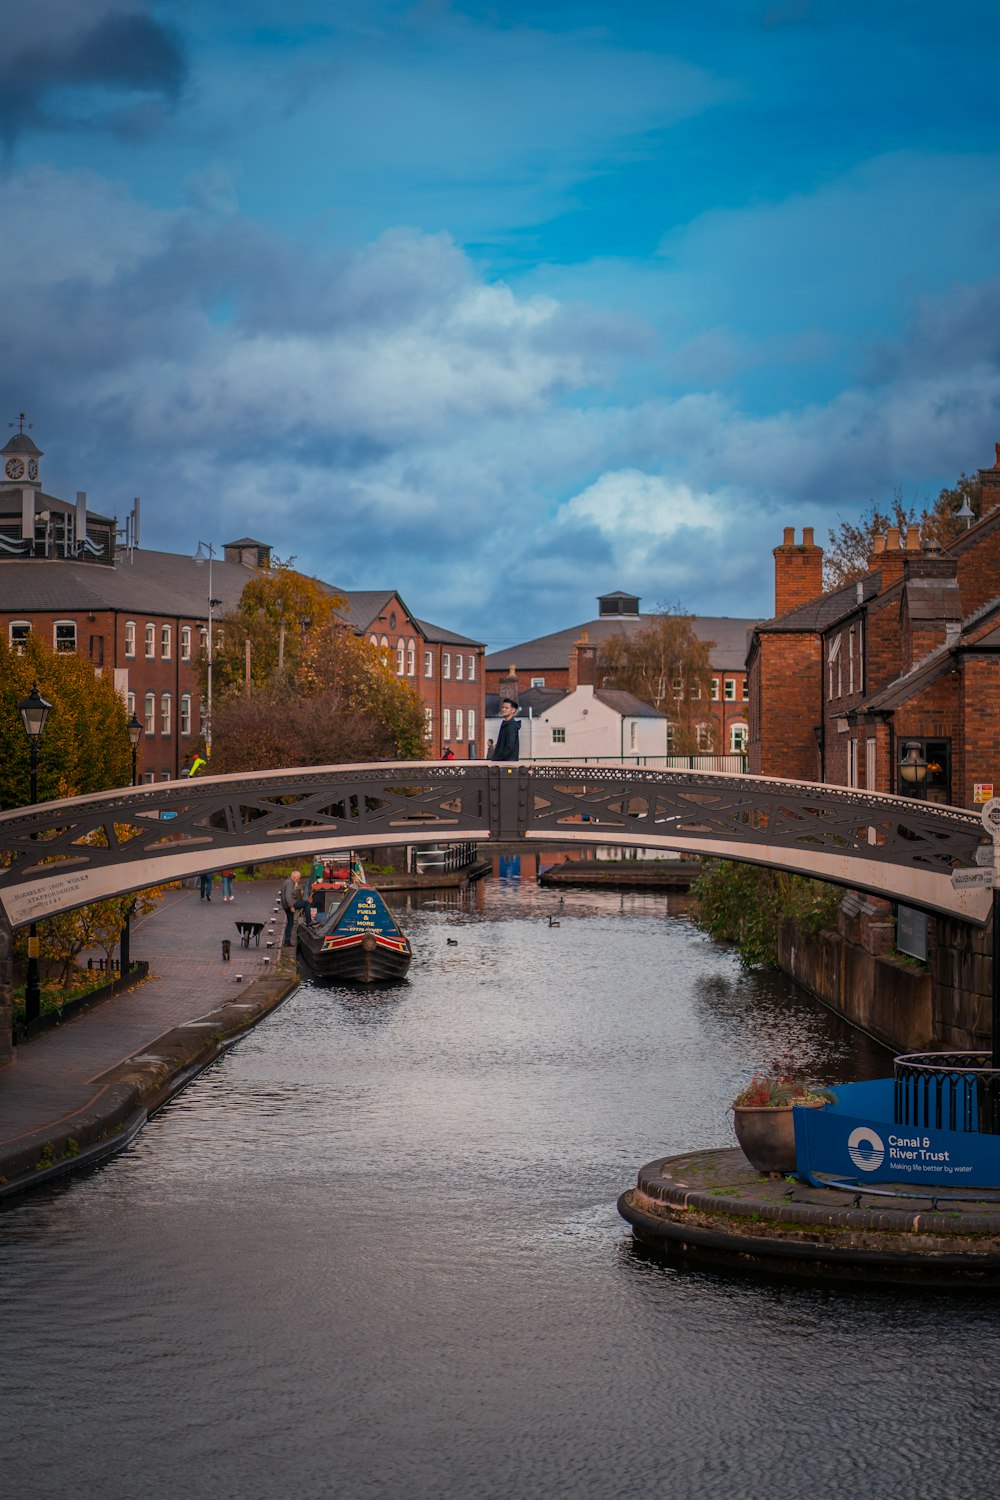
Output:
[1, 880, 993, 1500]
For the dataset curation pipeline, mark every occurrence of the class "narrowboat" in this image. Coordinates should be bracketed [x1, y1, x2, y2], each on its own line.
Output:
[297, 881, 412, 984]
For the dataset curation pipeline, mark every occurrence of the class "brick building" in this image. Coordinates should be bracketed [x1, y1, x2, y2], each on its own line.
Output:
[485, 591, 758, 756]
[747, 454, 1000, 808]
[0, 425, 485, 778]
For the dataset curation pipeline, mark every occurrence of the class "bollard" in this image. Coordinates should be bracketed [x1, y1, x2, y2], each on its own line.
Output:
[222, 938, 231, 962]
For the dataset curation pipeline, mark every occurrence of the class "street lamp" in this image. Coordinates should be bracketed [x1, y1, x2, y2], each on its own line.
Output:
[19, 682, 52, 1025]
[127, 712, 143, 786]
[899, 741, 928, 799]
[194, 540, 221, 756]
[121, 713, 143, 977]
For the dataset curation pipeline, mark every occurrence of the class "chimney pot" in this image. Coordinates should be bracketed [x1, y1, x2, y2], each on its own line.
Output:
[803, 526, 814, 547]
[886, 526, 900, 550]
[782, 526, 794, 546]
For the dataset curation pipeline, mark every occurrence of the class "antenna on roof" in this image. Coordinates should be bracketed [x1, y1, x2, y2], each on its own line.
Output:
[116, 497, 141, 563]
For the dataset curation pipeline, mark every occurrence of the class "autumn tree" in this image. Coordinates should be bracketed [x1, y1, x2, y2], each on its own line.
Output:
[824, 474, 982, 587]
[596, 608, 714, 754]
[207, 560, 426, 771]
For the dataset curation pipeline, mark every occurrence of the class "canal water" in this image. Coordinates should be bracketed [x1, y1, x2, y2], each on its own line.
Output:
[2, 883, 998, 1500]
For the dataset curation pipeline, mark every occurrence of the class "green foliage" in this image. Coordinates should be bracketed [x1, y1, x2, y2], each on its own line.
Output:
[0, 635, 132, 811]
[692, 859, 841, 968]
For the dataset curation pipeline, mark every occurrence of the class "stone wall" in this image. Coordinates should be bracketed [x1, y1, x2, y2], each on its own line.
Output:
[777, 909, 995, 1055]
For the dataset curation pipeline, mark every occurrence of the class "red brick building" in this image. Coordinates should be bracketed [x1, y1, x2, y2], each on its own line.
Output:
[485, 591, 758, 756]
[0, 426, 485, 781]
[747, 454, 1000, 808]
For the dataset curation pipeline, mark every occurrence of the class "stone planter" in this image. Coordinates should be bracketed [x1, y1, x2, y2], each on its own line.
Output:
[732, 1105, 800, 1174]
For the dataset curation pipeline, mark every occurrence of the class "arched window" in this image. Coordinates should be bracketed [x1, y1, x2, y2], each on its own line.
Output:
[370, 634, 379, 648]
[407, 638, 416, 676]
[180, 694, 192, 736]
[180, 625, 192, 660]
[144, 693, 155, 735]
[161, 624, 172, 659]
[380, 634, 389, 664]
[125, 620, 136, 658]
[396, 640, 405, 675]
[160, 694, 171, 736]
[145, 622, 155, 659]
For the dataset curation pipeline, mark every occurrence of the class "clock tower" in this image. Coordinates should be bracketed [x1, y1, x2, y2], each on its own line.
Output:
[1, 416, 42, 489]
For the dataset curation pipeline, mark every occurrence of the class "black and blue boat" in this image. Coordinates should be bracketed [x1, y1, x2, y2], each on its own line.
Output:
[297, 881, 412, 984]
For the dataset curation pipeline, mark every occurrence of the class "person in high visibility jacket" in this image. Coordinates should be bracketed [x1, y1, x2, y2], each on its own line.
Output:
[187, 753, 207, 777]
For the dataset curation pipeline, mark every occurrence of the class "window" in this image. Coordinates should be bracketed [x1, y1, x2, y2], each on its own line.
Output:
[672, 677, 683, 700]
[848, 628, 855, 696]
[552, 727, 566, 744]
[180, 694, 192, 736]
[424, 650, 433, 678]
[455, 653, 463, 680]
[666, 724, 676, 751]
[144, 622, 155, 659]
[710, 677, 720, 701]
[424, 706, 434, 740]
[407, 638, 415, 676]
[742, 677, 749, 702]
[847, 737, 858, 788]
[468, 708, 476, 745]
[396, 640, 405, 675]
[629, 721, 637, 750]
[730, 723, 748, 755]
[724, 678, 736, 701]
[455, 708, 463, 740]
[9, 621, 30, 653]
[530, 677, 545, 688]
[161, 624, 172, 659]
[143, 770, 155, 785]
[828, 633, 842, 700]
[127, 692, 136, 720]
[379, 635, 389, 664]
[696, 723, 713, 751]
[690, 681, 701, 699]
[865, 737, 877, 792]
[199, 626, 208, 657]
[443, 653, 451, 679]
[89, 634, 104, 666]
[144, 693, 155, 736]
[161, 770, 171, 781]
[124, 620, 136, 657]
[54, 620, 76, 653]
[443, 708, 451, 740]
[181, 625, 192, 660]
[468, 656, 476, 682]
[160, 694, 171, 736]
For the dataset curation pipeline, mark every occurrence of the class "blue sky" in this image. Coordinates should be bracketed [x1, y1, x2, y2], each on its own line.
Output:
[4, 0, 1000, 651]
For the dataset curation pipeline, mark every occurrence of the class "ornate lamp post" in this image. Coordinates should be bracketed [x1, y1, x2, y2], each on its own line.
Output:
[19, 682, 52, 1025]
[194, 541, 222, 757]
[119, 713, 143, 977]
[899, 741, 928, 799]
[127, 712, 143, 786]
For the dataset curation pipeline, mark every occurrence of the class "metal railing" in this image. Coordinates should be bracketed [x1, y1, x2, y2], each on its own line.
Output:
[412, 841, 479, 875]
[522, 754, 748, 773]
[895, 1052, 1000, 1135]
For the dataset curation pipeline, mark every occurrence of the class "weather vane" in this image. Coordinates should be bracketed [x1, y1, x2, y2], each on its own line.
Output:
[9, 412, 31, 435]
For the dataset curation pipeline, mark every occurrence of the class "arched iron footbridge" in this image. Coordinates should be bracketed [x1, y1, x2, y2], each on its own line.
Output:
[0, 762, 992, 930]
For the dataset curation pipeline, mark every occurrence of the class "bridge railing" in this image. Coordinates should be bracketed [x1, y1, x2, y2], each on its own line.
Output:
[895, 1052, 1000, 1135]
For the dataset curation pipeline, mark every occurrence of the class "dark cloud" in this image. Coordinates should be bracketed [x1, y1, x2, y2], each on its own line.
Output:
[0, 10, 187, 149]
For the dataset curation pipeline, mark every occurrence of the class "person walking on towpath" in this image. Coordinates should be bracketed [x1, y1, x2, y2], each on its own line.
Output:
[490, 698, 520, 761]
[280, 870, 313, 946]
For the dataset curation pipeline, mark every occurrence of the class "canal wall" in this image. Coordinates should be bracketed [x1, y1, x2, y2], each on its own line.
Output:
[777, 909, 993, 1054]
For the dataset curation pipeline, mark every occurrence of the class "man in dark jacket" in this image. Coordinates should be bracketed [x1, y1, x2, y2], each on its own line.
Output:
[491, 698, 520, 761]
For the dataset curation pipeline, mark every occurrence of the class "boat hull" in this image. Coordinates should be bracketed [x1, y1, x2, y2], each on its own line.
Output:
[296, 883, 412, 984]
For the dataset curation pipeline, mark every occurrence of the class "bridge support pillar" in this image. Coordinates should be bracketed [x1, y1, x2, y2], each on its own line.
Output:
[0, 906, 14, 1070]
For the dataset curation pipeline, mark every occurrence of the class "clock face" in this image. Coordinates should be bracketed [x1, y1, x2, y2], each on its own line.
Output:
[5, 457, 25, 480]
[27, 459, 38, 481]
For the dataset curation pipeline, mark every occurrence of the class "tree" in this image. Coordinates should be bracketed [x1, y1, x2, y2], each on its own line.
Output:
[825, 474, 983, 587]
[0, 635, 132, 811]
[207, 562, 427, 771]
[596, 608, 714, 754]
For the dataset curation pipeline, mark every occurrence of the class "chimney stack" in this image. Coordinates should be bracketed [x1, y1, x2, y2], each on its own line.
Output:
[773, 526, 823, 617]
[569, 630, 597, 690]
[877, 527, 907, 590]
[977, 443, 1000, 518]
[500, 664, 519, 702]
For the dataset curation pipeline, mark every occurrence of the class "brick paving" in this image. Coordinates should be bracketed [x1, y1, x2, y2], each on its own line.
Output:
[0, 877, 290, 1152]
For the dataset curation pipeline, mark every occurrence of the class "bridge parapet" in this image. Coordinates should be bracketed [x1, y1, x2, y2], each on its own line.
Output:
[0, 762, 991, 928]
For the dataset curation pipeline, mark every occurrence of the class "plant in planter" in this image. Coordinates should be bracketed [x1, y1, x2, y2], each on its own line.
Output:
[731, 1071, 835, 1175]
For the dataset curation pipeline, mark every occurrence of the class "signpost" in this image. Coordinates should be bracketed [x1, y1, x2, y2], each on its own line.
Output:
[984, 798, 1000, 1084]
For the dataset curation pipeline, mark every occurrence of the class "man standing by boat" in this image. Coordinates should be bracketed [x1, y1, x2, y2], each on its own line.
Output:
[280, 870, 313, 946]
[491, 698, 520, 761]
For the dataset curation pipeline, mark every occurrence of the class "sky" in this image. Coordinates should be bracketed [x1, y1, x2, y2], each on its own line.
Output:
[4, 0, 1000, 653]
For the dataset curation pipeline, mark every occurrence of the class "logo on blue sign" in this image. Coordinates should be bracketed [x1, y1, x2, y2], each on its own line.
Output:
[847, 1126, 885, 1172]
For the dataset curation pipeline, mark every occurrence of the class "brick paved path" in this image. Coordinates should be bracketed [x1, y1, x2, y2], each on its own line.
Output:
[0, 878, 291, 1151]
